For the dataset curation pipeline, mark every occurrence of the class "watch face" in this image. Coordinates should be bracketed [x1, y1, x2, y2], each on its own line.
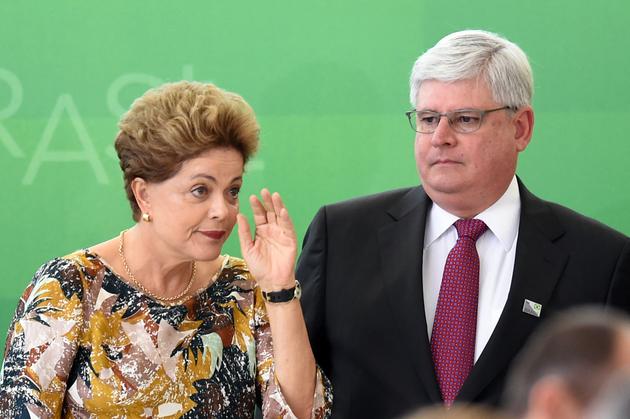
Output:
[294, 281, 302, 300]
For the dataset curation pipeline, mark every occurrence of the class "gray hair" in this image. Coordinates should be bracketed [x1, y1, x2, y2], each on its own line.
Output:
[409, 30, 533, 108]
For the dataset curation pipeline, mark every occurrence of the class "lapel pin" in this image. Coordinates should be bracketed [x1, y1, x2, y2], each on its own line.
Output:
[522, 299, 542, 317]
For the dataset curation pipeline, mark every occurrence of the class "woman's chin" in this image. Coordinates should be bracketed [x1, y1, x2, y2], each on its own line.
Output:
[192, 247, 225, 262]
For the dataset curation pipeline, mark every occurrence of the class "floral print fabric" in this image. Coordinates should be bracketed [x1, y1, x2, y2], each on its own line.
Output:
[0, 250, 332, 418]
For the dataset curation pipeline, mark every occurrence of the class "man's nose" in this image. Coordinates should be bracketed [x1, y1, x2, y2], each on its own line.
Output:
[430, 115, 456, 147]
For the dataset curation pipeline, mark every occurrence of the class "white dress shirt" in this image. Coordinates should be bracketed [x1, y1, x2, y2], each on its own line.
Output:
[422, 176, 521, 362]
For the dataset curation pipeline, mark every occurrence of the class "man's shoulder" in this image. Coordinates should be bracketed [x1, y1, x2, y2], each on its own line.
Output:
[324, 186, 423, 215]
[522, 186, 629, 244]
[547, 200, 627, 241]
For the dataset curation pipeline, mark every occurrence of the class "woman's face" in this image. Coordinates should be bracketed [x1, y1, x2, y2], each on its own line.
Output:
[141, 147, 244, 262]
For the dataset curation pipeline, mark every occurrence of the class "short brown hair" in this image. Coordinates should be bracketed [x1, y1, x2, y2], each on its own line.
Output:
[504, 307, 630, 416]
[115, 81, 259, 221]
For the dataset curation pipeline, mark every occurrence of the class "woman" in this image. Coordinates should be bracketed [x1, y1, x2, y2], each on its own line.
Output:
[0, 81, 332, 418]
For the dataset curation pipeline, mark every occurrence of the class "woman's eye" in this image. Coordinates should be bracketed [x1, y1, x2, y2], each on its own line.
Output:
[191, 186, 208, 198]
[228, 187, 241, 199]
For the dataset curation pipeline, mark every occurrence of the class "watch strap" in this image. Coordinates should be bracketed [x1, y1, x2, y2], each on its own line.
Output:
[262, 280, 302, 303]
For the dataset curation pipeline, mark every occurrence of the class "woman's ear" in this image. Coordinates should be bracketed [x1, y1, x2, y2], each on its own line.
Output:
[131, 177, 151, 215]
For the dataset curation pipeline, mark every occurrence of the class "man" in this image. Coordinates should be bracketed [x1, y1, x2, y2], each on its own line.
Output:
[296, 30, 630, 418]
[504, 307, 630, 419]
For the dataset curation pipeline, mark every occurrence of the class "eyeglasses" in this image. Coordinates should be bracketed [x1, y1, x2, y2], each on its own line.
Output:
[405, 106, 514, 134]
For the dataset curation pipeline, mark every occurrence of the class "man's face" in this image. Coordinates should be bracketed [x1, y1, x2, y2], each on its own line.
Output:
[414, 78, 532, 217]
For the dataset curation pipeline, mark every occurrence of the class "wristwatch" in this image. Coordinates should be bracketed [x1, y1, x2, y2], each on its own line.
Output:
[262, 280, 302, 303]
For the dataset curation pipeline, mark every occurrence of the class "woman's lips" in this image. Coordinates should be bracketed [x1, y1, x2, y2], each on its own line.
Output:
[200, 230, 226, 240]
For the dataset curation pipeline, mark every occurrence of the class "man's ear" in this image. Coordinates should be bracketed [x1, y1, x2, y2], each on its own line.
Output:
[131, 177, 151, 214]
[527, 376, 583, 419]
[513, 106, 534, 152]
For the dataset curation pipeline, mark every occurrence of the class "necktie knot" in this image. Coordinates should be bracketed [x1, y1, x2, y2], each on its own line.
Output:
[455, 219, 488, 242]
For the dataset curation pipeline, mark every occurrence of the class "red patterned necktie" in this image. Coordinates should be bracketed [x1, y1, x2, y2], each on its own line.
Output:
[431, 218, 488, 406]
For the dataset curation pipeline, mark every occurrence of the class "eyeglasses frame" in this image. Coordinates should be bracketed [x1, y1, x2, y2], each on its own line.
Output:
[405, 105, 516, 134]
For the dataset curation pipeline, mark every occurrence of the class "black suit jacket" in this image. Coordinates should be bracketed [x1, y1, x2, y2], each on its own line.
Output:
[296, 180, 630, 418]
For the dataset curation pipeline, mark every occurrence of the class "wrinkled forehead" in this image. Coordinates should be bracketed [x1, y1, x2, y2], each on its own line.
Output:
[415, 78, 497, 110]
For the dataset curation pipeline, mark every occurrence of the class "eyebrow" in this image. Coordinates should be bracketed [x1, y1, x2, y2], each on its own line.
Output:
[190, 174, 243, 183]
[417, 108, 480, 113]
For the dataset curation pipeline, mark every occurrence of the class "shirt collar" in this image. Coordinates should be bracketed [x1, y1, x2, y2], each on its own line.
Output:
[424, 176, 521, 252]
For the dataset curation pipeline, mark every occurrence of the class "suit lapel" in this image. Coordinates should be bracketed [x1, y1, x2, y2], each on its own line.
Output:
[377, 186, 442, 403]
[458, 180, 569, 402]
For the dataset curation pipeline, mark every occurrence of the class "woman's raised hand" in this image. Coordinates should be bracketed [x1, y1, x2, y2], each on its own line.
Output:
[237, 189, 297, 291]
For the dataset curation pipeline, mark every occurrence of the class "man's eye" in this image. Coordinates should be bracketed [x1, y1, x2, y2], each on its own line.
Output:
[455, 114, 480, 125]
[420, 116, 438, 124]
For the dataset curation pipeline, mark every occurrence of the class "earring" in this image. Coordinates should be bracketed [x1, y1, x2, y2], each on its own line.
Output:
[142, 212, 152, 222]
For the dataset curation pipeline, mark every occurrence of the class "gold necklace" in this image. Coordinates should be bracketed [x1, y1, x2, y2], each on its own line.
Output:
[118, 230, 196, 303]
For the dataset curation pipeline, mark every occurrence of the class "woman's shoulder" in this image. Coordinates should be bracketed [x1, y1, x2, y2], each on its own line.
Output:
[36, 248, 106, 270]
[28, 249, 108, 298]
[60, 249, 109, 280]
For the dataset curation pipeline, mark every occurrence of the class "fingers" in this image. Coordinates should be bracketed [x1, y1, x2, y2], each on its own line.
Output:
[261, 188, 277, 224]
[272, 192, 295, 233]
[271, 191, 286, 213]
[249, 188, 293, 230]
[236, 213, 253, 253]
[250, 194, 267, 226]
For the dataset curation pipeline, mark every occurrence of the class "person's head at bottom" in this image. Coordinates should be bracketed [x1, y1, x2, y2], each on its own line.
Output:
[503, 307, 630, 419]
[403, 403, 513, 419]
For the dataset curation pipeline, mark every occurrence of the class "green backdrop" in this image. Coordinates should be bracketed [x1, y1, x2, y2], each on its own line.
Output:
[2, 1, 630, 353]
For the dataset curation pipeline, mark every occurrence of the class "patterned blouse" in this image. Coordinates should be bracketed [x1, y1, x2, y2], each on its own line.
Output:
[0, 250, 332, 418]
